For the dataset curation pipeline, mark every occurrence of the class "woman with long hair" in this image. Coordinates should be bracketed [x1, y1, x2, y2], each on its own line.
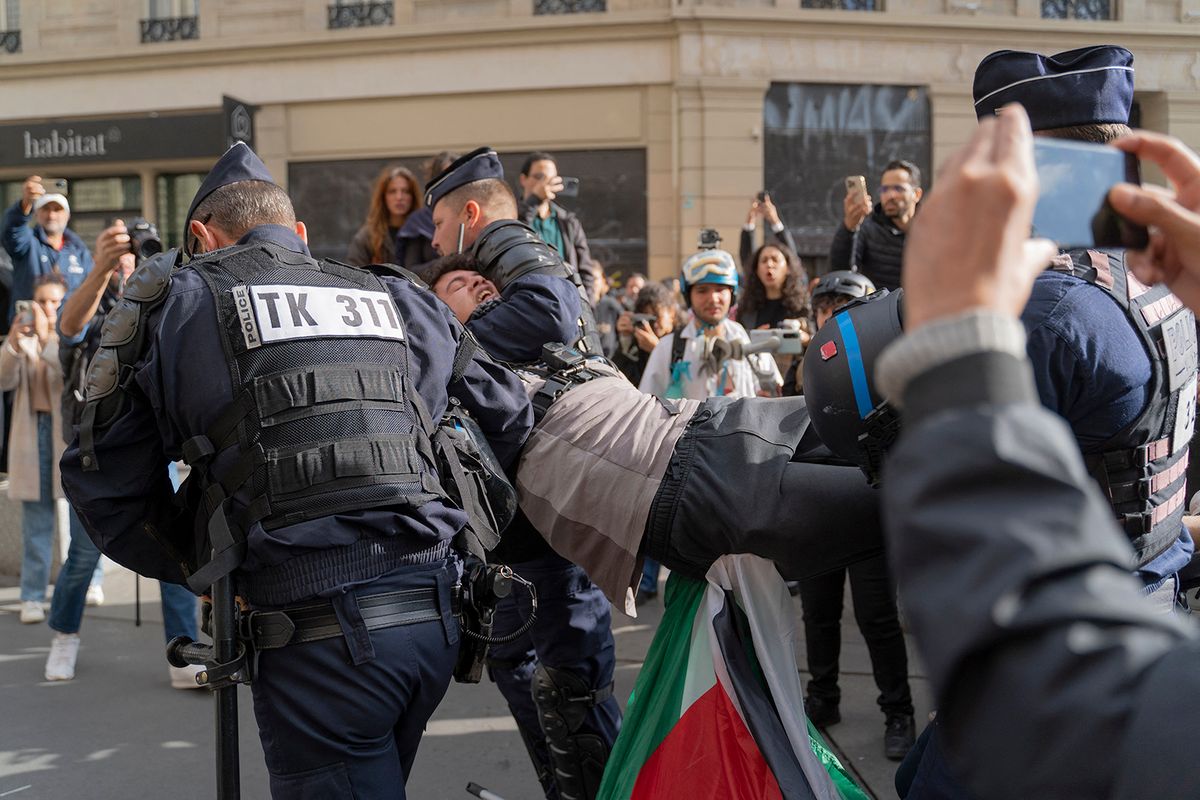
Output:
[737, 242, 810, 329]
[738, 242, 811, 396]
[345, 165, 421, 266]
[397, 151, 458, 275]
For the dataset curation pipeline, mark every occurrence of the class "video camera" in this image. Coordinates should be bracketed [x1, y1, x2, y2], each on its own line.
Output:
[748, 327, 807, 355]
[697, 228, 722, 250]
[126, 217, 163, 260]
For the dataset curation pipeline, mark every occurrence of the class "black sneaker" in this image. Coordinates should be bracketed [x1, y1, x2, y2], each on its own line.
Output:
[884, 714, 916, 761]
[803, 695, 841, 728]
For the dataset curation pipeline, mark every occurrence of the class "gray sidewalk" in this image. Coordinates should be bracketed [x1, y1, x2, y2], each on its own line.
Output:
[0, 566, 930, 799]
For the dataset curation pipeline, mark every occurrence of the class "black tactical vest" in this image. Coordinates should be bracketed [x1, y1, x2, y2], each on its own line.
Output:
[1053, 250, 1197, 567]
[79, 242, 448, 592]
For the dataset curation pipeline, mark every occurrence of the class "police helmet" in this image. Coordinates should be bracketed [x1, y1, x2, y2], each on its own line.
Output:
[802, 288, 904, 486]
[680, 249, 739, 308]
[812, 270, 876, 302]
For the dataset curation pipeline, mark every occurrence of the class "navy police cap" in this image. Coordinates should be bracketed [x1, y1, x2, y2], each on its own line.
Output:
[973, 46, 1134, 131]
[424, 146, 503, 209]
[185, 141, 277, 252]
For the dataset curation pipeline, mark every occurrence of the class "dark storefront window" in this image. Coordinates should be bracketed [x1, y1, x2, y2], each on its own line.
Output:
[1, 0, 19, 53]
[156, 173, 205, 250]
[763, 83, 930, 272]
[67, 177, 143, 248]
[289, 148, 647, 277]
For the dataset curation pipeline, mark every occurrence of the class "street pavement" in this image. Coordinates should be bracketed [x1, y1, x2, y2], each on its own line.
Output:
[0, 566, 931, 799]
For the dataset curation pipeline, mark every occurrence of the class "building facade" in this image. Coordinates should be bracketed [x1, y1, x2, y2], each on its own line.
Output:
[0, 0, 1196, 278]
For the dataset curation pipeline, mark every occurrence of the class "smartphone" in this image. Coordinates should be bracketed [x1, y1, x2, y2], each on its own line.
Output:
[756, 191, 769, 203]
[14, 300, 32, 328]
[845, 175, 867, 198]
[1032, 138, 1149, 250]
[42, 178, 68, 193]
[558, 177, 580, 198]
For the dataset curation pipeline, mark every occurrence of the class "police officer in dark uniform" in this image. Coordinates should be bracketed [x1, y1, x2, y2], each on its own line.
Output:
[809, 104, 1200, 799]
[59, 143, 534, 798]
[423, 149, 620, 800]
[894, 48, 1196, 799]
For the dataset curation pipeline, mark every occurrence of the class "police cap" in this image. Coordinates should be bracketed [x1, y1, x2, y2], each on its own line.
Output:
[424, 147, 504, 209]
[184, 141, 277, 253]
[973, 46, 1134, 131]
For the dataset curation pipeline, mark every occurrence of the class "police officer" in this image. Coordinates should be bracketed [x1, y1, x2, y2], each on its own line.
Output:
[60, 143, 534, 798]
[821, 103, 1200, 799]
[425, 150, 621, 800]
[898, 47, 1196, 798]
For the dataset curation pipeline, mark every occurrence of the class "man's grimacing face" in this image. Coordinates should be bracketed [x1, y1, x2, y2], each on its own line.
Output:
[433, 269, 500, 323]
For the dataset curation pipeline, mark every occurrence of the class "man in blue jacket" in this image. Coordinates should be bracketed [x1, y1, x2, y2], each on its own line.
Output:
[2, 176, 93, 320]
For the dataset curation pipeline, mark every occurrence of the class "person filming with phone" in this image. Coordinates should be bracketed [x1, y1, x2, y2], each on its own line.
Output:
[1, 176, 93, 322]
[830, 162, 923, 291]
[518, 151, 600, 303]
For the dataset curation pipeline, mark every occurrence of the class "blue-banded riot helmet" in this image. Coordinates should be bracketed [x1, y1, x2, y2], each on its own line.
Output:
[680, 249, 739, 308]
[802, 288, 904, 486]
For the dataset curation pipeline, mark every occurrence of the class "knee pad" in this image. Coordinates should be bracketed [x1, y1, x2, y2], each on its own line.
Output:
[531, 664, 613, 800]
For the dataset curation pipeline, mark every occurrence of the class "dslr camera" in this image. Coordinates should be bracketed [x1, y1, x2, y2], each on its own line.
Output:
[126, 217, 163, 260]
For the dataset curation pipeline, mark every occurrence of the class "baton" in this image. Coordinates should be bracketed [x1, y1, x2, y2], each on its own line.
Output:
[466, 783, 506, 800]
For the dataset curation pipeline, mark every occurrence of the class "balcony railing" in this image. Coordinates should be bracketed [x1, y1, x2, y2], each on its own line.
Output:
[328, 2, 394, 29]
[140, 16, 199, 43]
[0, 30, 18, 53]
[801, 0, 879, 8]
[534, 0, 607, 14]
[1041, 0, 1111, 17]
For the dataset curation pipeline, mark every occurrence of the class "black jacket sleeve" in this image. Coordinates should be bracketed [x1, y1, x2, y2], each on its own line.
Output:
[829, 224, 855, 271]
[883, 350, 1200, 798]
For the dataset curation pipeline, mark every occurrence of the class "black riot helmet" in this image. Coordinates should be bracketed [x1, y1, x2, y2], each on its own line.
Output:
[802, 288, 904, 487]
[811, 270, 876, 302]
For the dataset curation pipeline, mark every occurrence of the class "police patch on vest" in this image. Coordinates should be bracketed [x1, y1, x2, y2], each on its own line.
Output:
[234, 284, 404, 349]
[1174, 375, 1196, 456]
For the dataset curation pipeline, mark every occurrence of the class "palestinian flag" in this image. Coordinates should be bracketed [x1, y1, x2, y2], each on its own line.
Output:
[598, 554, 869, 800]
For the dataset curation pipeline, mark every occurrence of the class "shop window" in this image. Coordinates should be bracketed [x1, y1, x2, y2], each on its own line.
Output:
[142, 0, 199, 43]
[0, 0, 19, 54]
[328, 1, 394, 29]
[289, 148, 647, 277]
[69, 177, 143, 249]
[1041, 0, 1111, 18]
[534, 0, 607, 13]
[156, 173, 205, 251]
[763, 83, 930, 269]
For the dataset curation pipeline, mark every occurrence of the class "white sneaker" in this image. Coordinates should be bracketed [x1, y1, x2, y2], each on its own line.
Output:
[86, 585, 104, 606]
[45, 633, 80, 681]
[19, 601, 45, 624]
[169, 663, 206, 690]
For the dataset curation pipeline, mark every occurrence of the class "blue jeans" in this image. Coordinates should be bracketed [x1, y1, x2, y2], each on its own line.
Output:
[19, 413, 54, 603]
[639, 558, 661, 595]
[48, 506, 102, 634]
[160, 461, 197, 642]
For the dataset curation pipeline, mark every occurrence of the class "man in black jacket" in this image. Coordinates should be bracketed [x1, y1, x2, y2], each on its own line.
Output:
[518, 152, 599, 303]
[829, 160, 923, 290]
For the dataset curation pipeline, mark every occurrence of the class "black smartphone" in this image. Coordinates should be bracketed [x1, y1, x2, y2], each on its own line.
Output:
[558, 177, 580, 198]
[756, 191, 768, 202]
[1032, 138, 1148, 250]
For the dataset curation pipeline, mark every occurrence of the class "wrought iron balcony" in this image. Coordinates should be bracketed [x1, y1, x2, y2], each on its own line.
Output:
[534, 0, 607, 13]
[328, 1, 394, 29]
[1041, 0, 1111, 17]
[801, 0, 878, 8]
[0, 30, 18, 54]
[140, 16, 199, 43]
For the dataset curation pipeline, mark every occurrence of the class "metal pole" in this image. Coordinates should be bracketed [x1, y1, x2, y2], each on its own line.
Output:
[211, 574, 240, 800]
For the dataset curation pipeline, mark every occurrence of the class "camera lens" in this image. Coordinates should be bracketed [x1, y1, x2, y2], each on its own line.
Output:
[127, 217, 163, 259]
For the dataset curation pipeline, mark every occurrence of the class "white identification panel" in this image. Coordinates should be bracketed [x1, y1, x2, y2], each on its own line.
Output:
[233, 284, 404, 349]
